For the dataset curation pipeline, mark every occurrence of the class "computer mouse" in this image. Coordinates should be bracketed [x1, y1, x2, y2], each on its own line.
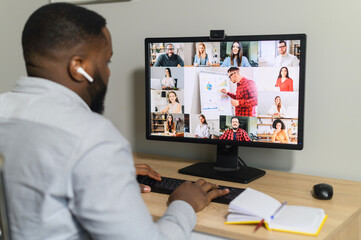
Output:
[312, 183, 333, 200]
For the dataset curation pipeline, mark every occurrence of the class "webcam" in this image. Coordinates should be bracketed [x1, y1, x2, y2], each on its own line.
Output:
[210, 30, 225, 40]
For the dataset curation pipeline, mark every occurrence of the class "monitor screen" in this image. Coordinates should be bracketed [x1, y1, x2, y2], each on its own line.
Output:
[145, 34, 306, 183]
[145, 34, 306, 153]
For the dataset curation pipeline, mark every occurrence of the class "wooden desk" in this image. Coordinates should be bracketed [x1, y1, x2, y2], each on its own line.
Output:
[134, 153, 361, 240]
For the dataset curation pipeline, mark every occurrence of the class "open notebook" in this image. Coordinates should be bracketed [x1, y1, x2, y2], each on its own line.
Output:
[225, 188, 327, 236]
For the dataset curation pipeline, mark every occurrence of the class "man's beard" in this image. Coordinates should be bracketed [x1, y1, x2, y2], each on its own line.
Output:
[232, 127, 238, 131]
[87, 71, 107, 114]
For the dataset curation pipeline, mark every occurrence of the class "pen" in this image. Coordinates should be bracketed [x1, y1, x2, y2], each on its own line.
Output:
[254, 218, 264, 232]
[271, 201, 288, 220]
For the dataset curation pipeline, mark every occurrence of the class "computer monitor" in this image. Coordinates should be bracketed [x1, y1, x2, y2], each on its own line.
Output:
[145, 33, 306, 183]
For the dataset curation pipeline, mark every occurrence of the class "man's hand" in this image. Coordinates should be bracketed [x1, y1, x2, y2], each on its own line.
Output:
[167, 179, 229, 212]
[231, 99, 239, 107]
[220, 88, 227, 94]
[135, 164, 162, 193]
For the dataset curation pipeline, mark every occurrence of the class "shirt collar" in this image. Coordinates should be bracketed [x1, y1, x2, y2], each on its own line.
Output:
[12, 76, 91, 111]
[166, 54, 176, 60]
[238, 77, 246, 85]
[281, 52, 290, 58]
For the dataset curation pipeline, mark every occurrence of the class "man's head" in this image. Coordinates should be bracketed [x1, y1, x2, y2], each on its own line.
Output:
[227, 67, 242, 83]
[231, 117, 240, 130]
[22, 3, 113, 114]
[165, 44, 175, 57]
[278, 40, 287, 56]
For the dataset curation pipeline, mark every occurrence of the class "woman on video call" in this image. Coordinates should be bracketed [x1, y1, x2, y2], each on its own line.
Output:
[193, 42, 211, 67]
[161, 91, 182, 114]
[276, 67, 293, 91]
[164, 114, 176, 135]
[221, 41, 251, 67]
[271, 119, 290, 143]
[161, 68, 175, 89]
[194, 114, 210, 138]
[268, 96, 287, 117]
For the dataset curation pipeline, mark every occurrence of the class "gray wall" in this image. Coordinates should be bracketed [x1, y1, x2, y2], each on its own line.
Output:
[1, 0, 361, 182]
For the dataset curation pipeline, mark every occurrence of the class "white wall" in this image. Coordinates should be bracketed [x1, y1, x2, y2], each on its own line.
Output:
[1, 0, 361, 182]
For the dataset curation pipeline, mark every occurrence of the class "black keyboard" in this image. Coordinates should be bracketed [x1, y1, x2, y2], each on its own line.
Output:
[137, 175, 245, 204]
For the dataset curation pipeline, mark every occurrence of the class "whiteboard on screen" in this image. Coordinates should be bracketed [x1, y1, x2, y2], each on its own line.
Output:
[199, 71, 233, 119]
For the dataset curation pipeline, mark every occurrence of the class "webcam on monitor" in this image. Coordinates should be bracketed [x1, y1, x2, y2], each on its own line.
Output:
[209, 30, 225, 40]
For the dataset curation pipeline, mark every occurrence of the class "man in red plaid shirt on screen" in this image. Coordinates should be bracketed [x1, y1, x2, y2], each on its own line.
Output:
[221, 67, 257, 117]
[219, 117, 251, 141]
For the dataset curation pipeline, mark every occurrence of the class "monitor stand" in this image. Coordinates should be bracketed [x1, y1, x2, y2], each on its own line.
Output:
[178, 145, 266, 184]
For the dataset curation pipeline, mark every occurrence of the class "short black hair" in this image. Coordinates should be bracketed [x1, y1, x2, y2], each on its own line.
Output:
[227, 67, 239, 73]
[231, 116, 239, 123]
[272, 119, 285, 129]
[22, 3, 106, 64]
[279, 40, 287, 46]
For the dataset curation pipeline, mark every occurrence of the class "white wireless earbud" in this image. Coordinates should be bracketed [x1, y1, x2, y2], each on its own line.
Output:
[77, 67, 94, 83]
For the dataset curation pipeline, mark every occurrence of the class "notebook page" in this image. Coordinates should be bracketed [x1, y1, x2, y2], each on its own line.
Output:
[229, 188, 281, 219]
[268, 205, 326, 234]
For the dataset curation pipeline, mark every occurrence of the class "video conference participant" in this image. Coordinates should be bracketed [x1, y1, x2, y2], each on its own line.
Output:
[268, 96, 287, 117]
[219, 117, 251, 141]
[154, 43, 184, 67]
[194, 114, 210, 138]
[276, 67, 294, 92]
[221, 67, 258, 117]
[194, 42, 211, 66]
[161, 67, 175, 89]
[0, 3, 228, 239]
[274, 40, 299, 68]
[271, 119, 290, 143]
[221, 41, 251, 67]
[164, 114, 176, 135]
[161, 91, 182, 114]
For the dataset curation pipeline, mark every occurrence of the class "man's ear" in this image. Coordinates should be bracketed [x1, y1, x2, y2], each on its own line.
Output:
[69, 56, 91, 83]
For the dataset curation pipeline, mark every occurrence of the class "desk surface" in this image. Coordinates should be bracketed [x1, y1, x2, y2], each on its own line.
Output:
[134, 153, 361, 240]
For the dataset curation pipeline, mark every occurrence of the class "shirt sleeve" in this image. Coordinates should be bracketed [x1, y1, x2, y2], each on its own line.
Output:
[242, 130, 251, 141]
[220, 57, 230, 67]
[204, 126, 210, 138]
[193, 55, 198, 65]
[178, 56, 184, 67]
[70, 120, 196, 240]
[154, 55, 163, 67]
[227, 92, 237, 100]
[170, 78, 175, 88]
[219, 132, 225, 140]
[292, 56, 299, 66]
[242, 56, 251, 67]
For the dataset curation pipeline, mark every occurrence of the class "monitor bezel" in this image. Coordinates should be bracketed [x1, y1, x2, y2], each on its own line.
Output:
[145, 33, 306, 150]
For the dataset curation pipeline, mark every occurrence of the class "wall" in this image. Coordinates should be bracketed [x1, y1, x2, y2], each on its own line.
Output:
[1, 0, 361, 183]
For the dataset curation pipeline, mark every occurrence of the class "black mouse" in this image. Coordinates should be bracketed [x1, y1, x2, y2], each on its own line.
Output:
[312, 183, 333, 200]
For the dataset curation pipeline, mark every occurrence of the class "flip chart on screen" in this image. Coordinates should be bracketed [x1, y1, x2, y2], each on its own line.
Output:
[199, 71, 233, 119]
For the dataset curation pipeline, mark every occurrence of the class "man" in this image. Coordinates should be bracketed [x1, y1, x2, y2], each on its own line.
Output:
[221, 67, 258, 117]
[0, 3, 227, 239]
[219, 117, 251, 141]
[154, 43, 184, 67]
[274, 40, 299, 68]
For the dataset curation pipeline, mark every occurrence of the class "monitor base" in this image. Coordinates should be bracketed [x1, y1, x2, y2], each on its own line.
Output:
[178, 162, 266, 184]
